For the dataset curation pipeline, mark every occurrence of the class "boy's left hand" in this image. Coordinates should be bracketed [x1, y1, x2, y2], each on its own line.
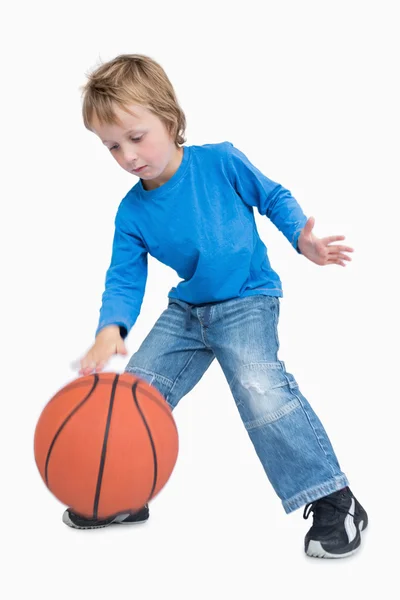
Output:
[297, 217, 354, 266]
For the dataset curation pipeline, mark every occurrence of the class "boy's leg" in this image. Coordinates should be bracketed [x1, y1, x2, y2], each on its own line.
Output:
[63, 298, 215, 529]
[124, 298, 215, 408]
[205, 295, 348, 513]
[204, 294, 367, 558]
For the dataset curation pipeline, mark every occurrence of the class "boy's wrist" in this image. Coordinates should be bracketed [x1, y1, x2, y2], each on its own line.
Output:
[96, 324, 121, 338]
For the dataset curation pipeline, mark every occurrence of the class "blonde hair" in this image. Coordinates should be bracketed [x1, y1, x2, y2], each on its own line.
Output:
[81, 54, 187, 146]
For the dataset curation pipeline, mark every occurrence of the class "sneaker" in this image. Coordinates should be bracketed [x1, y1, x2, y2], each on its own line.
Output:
[62, 504, 149, 530]
[303, 487, 368, 558]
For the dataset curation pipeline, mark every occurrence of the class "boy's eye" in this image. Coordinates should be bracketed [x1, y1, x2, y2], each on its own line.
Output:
[109, 137, 142, 151]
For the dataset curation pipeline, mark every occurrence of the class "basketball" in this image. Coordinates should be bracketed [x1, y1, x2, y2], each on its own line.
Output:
[34, 372, 179, 519]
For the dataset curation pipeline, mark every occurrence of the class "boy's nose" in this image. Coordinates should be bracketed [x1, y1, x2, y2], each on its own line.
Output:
[122, 151, 139, 169]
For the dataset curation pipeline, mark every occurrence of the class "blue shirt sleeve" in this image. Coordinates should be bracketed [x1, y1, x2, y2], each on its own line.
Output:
[225, 142, 308, 253]
[96, 209, 148, 337]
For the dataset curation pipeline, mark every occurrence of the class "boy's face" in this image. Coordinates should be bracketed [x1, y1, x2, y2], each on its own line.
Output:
[91, 104, 182, 190]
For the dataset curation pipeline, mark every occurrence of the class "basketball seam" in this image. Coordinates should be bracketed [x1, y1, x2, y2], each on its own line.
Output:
[136, 384, 178, 424]
[44, 375, 99, 487]
[131, 380, 158, 504]
[49, 376, 175, 421]
[93, 374, 119, 519]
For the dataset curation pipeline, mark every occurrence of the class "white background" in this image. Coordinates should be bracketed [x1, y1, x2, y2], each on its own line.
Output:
[2, 0, 399, 598]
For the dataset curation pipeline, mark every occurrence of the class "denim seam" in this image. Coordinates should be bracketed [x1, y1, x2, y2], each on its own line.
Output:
[271, 298, 280, 349]
[228, 361, 282, 388]
[199, 321, 212, 347]
[124, 367, 174, 387]
[168, 350, 213, 399]
[283, 378, 337, 478]
[196, 305, 215, 328]
[282, 475, 349, 513]
[244, 398, 300, 430]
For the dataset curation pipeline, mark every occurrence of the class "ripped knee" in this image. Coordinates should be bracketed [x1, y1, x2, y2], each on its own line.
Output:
[232, 361, 300, 426]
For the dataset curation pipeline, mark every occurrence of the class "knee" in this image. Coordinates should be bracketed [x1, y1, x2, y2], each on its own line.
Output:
[232, 361, 300, 426]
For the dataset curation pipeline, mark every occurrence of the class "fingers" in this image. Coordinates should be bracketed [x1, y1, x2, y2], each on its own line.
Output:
[323, 237, 355, 253]
[76, 338, 128, 376]
[327, 256, 349, 267]
[95, 361, 107, 373]
[79, 361, 99, 376]
[330, 253, 352, 262]
[324, 239, 354, 251]
[327, 260, 346, 267]
[322, 235, 346, 244]
[325, 241, 354, 267]
[329, 244, 354, 253]
[79, 351, 110, 376]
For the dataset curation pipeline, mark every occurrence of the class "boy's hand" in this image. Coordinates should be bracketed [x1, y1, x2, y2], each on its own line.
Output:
[78, 325, 128, 376]
[297, 217, 354, 266]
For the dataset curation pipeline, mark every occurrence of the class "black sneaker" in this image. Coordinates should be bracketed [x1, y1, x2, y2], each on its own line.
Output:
[62, 504, 149, 530]
[303, 487, 368, 558]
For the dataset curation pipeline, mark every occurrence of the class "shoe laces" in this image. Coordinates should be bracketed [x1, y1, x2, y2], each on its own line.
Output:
[303, 490, 354, 522]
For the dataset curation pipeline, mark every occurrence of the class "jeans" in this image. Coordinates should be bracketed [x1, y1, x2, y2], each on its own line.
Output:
[125, 295, 348, 513]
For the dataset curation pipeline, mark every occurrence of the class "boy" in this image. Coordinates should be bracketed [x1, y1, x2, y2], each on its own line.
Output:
[66, 54, 368, 559]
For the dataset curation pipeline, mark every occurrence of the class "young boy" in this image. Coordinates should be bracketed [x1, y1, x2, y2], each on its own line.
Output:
[66, 54, 368, 558]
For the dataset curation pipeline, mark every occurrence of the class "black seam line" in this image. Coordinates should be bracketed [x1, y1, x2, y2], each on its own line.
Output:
[45, 375, 99, 487]
[132, 380, 158, 502]
[93, 374, 119, 519]
[52, 378, 174, 419]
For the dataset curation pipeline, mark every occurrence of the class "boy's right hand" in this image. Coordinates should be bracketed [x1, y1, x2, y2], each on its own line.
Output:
[78, 325, 128, 376]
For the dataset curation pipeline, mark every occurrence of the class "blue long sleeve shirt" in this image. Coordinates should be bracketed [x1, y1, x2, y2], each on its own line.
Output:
[96, 141, 308, 337]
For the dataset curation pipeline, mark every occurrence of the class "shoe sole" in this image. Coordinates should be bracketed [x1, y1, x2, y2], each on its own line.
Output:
[306, 520, 367, 559]
[62, 512, 149, 530]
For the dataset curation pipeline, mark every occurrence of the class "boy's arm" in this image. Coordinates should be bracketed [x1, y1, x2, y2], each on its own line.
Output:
[96, 212, 148, 339]
[225, 142, 308, 253]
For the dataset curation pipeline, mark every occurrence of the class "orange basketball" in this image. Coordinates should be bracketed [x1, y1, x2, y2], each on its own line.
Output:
[34, 372, 179, 519]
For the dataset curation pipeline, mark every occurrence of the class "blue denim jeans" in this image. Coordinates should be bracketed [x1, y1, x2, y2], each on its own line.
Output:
[125, 295, 348, 513]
